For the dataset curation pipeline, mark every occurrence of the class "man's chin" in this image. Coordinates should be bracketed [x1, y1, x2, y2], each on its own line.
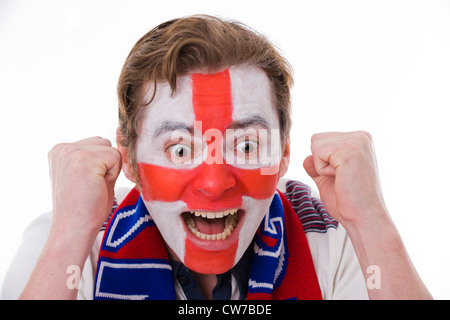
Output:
[184, 238, 239, 274]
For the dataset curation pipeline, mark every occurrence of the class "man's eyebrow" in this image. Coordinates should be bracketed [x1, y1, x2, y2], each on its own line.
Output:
[227, 115, 269, 130]
[153, 121, 193, 138]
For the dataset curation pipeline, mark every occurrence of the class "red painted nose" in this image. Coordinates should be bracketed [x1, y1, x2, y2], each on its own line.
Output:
[192, 163, 237, 199]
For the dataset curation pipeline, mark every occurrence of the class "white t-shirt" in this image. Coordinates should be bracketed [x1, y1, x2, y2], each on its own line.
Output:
[1, 180, 368, 300]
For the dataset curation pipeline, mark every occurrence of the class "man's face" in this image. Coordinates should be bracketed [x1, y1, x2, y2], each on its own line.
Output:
[134, 64, 286, 274]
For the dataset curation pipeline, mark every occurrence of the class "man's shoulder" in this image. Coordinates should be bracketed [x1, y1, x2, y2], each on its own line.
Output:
[278, 179, 338, 233]
[278, 179, 368, 299]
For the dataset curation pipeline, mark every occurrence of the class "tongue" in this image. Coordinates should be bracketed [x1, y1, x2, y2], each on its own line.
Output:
[194, 216, 225, 235]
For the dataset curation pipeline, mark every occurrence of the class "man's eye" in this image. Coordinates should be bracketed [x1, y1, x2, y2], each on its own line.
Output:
[169, 144, 191, 159]
[236, 140, 257, 154]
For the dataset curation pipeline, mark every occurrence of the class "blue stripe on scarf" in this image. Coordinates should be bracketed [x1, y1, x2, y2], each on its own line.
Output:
[248, 192, 288, 295]
[95, 258, 175, 300]
[102, 197, 155, 253]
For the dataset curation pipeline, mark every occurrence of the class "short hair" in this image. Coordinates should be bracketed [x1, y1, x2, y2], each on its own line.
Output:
[117, 14, 293, 179]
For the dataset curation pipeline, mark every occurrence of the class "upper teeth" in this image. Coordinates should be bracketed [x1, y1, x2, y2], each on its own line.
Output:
[193, 209, 238, 219]
[182, 209, 240, 241]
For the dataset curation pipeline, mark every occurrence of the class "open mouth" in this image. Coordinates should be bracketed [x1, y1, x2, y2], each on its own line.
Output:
[181, 209, 242, 241]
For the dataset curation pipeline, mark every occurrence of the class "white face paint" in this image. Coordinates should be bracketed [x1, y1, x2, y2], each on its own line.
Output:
[135, 64, 283, 274]
[136, 75, 195, 167]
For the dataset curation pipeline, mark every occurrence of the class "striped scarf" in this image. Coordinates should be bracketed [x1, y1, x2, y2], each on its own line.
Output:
[94, 188, 322, 300]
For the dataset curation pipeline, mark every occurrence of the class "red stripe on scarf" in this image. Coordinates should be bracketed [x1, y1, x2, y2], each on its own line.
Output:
[98, 188, 171, 261]
[246, 192, 322, 300]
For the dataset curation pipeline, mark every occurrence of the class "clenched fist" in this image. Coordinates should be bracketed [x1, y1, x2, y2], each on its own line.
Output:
[18, 137, 122, 299]
[302, 131, 432, 299]
[48, 136, 122, 237]
[303, 131, 387, 227]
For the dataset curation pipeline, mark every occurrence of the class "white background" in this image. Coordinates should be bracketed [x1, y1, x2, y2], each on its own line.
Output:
[1, 0, 449, 299]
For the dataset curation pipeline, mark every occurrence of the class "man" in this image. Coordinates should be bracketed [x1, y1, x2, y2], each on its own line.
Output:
[3, 15, 431, 300]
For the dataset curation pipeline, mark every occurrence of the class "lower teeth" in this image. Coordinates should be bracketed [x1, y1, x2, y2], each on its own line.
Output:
[183, 212, 239, 241]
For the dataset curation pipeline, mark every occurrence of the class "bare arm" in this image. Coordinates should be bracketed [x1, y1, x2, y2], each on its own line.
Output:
[19, 137, 121, 299]
[303, 131, 432, 299]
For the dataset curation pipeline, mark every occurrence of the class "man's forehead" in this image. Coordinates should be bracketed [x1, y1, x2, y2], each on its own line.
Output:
[191, 69, 232, 133]
[142, 65, 277, 134]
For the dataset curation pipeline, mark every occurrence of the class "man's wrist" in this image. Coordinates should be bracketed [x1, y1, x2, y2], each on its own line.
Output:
[47, 218, 98, 266]
[339, 201, 391, 236]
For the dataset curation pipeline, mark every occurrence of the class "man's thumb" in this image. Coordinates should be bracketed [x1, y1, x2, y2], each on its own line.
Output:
[303, 155, 319, 179]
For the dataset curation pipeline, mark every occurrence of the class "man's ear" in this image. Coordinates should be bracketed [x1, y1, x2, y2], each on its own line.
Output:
[116, 128, 136, 183]
[278, 137, 290, 178]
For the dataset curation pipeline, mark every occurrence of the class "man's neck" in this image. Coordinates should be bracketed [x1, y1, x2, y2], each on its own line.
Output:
[191, 271, 217, 300]
[164, 240, 218, 300]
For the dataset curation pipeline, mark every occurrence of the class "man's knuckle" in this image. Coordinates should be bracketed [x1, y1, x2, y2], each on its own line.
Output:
[49, 143, 68, 159]
[355, 130, 373, 143]
[72, 150, 90, 165]
[311, 132, 325, 142]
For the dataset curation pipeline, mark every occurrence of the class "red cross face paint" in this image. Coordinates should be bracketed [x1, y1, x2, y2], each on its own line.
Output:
[136, 65, 283, 274]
